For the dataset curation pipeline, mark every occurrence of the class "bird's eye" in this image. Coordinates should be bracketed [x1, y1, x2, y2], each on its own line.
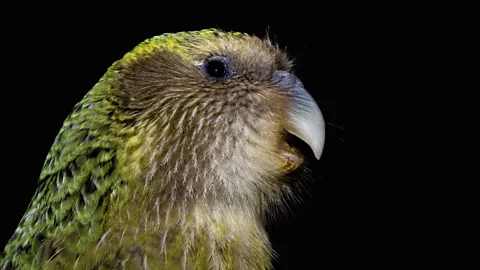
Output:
[203, 56, 231, 79]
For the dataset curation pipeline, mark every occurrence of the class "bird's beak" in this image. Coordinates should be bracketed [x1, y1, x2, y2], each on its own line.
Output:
[272, 70, 325, 160]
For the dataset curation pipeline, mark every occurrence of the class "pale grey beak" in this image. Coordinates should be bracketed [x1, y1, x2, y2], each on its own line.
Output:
[272, 70, 325, 160]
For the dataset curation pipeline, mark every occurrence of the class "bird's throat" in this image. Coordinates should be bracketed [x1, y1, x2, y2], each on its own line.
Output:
[106, 203, 273, 269]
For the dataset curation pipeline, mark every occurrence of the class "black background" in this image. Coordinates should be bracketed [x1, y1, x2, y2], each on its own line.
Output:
[1, 14, 347, 269]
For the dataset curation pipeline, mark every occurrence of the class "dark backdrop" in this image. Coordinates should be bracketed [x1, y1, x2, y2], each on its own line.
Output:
[2, 16, 347, 269]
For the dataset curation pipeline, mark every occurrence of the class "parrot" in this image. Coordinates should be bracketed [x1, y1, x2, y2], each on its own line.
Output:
[0, 28, 325, 269]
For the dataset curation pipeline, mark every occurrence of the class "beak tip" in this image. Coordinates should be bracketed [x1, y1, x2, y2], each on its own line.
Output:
[312, 138, 325, 160]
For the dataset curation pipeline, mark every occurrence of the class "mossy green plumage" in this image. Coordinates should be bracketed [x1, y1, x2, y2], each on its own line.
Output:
[0, 28, 302, 269]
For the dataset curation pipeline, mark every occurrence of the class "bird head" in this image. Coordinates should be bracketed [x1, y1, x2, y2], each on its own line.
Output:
[109, 28, 325, 212]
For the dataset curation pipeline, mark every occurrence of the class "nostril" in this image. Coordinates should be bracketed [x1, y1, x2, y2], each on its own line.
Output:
[272, 70, 298, 89]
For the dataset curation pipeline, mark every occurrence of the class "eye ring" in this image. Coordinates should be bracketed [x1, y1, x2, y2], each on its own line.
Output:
[202, 56, 232, 80]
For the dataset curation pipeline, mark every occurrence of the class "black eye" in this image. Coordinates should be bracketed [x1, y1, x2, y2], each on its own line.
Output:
[203, 57, 230, 79]
[205, 60, 226, 78]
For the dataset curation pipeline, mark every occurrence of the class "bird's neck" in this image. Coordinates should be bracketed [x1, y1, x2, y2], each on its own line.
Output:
[106, 201, 273, 269]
